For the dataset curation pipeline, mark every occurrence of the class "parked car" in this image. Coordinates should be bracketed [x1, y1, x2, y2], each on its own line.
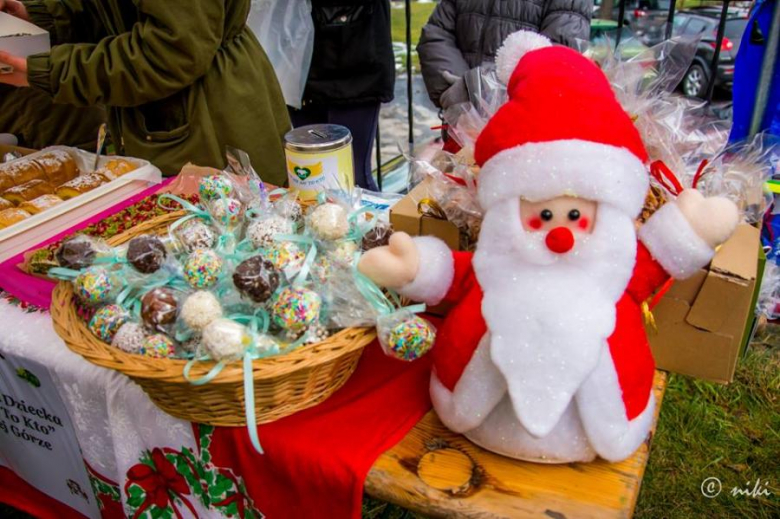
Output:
[592, 0, 672, 45]
[673, 9, 749, 98]
[587, 19, 650, 62]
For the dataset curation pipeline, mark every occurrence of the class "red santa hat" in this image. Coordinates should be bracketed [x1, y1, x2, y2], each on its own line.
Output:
[475, 32, 650, 218]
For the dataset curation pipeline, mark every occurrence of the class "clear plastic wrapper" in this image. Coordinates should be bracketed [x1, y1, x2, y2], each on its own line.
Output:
[126, 234, 168, 274]
[200, 317, 252, 361]
[697, 134, 775, 224]
[319, 265, 381, 329]
[232, 255, 282, 304]
[73, 265, 122, 306]
[306, 202, 350, 241]
[377, 310, 436, 362]
[361, 221, 394, 251]
[172, 218, 217, 254]
[140, 286, 180, 334]
[55, 234, 111, 270]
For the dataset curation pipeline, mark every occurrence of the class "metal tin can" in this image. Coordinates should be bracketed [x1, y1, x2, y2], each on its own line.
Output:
[284, 124, 354, 200]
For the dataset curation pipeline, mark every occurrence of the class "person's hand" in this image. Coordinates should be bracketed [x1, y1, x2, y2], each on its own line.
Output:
[0, 51, 29, 87]
[439, 70, 469, 109]
[674, 189, 739, 249]
[0, 0, 30, 21]
[358, 232, 420, 289]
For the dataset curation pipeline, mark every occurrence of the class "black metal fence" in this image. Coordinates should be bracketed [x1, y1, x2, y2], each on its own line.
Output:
[376, 0, 779, 191]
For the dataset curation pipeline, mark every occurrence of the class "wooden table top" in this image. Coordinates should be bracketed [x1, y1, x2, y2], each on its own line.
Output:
[366, 370, 668, 519]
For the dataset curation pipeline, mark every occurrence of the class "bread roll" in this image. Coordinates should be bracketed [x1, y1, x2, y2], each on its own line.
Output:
[35, 150, 79, 185]
[103, 158, 136, 177]
[3, 179, 55, 205]
[20, 194, 63, 215]
[0, 208, 31, 229]
[0, 159, 46, 187]
[56, 173, 107, 200]
[0, 197, 13, 210]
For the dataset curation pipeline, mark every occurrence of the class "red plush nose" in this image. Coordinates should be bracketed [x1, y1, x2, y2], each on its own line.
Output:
[545, 227, 574, 254]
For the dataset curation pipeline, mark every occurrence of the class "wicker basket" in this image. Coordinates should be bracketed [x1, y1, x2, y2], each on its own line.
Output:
[50, 211, 376, 426]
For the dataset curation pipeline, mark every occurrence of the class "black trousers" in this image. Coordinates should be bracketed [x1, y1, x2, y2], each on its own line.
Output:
[288, 102, 380, 191]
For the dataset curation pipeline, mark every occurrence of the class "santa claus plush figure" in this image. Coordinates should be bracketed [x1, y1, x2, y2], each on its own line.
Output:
[359, 31, 740, 463]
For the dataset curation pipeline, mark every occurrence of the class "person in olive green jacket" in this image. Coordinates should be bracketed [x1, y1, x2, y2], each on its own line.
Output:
[0, 0, 290, 183]
[0, 85, 105, 149]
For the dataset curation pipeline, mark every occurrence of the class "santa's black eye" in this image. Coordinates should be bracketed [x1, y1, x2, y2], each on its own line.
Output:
[540, 209, 553, 221]
[568, 209, 581, 221]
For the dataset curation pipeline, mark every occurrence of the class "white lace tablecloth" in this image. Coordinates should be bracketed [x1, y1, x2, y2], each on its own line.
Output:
[0, 297, 209, 517]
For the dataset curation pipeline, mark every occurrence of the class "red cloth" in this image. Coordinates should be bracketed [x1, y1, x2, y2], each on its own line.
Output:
[475, 46, 648, 167]
[0, 466, 87, 519]
[206, 341, 433, 519]
[430, 244, 666, 421]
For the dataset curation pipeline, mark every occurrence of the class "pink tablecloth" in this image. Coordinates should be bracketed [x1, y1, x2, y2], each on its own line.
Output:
[0, 179, 174, 308]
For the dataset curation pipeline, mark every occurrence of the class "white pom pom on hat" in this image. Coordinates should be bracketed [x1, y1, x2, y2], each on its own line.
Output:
[495, 31, 552, 84]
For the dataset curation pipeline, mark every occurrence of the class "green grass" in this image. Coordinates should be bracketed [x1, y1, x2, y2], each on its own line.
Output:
[390, 1, 437, 73]
[390, 1, 437, 46]
[636, 338, 780, 518]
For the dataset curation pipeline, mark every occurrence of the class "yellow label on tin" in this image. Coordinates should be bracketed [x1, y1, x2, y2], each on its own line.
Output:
[285, 145, 354, 201]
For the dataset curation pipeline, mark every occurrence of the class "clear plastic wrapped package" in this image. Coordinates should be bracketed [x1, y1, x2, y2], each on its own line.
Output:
[377, 310, 436, 362]
[697, 134, 775, 224]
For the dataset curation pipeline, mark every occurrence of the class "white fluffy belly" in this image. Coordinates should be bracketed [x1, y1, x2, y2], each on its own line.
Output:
[463, 397, 597, 463]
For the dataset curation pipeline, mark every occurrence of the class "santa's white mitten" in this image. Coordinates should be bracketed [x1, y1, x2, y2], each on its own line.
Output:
[358, 232, 420, 289]
[674, 189, 739, 249]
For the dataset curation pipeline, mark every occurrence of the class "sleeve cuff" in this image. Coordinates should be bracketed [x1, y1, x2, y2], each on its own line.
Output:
[23, 1, 57, 36]
[397, 237, 454, 305]
[638, 202, 714, 279]
[26, 53, 53, 96]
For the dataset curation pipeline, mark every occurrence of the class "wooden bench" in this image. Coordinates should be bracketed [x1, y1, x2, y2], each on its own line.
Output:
[366, 371, 668, 518]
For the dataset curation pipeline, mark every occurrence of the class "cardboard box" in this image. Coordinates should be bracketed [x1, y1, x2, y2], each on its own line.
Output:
[0, 13, 49, 73]
[648, 224, 763, 383]
[390, 179, 462, 251]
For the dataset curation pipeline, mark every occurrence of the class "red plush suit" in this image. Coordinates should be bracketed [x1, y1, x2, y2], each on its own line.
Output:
[433, 243, 668, 423]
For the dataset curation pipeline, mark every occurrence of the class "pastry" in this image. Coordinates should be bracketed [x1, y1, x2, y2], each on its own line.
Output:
[180, 291, 223, 332]
[0, 197, 12, 210]
[0, 208, 31, 228]
[56, 235, 97, 269]
[35, 150, 79, 185]
[3, 179, 55, 205]
[308, 203, 349, 240]
[126, 235, 167, 273]
[56, 173, 107, 200]
[141, 287, 178, 331]
[233, 255, 280, 303]
[102, 159, 136, 177]
[20, 194, 63, 215]
[0, 158, 45, 188]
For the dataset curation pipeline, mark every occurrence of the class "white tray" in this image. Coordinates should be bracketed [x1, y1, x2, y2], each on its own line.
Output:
[0, 147, 162, 262]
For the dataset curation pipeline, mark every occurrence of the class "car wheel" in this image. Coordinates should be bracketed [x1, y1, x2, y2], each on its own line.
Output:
[683, 63, 708, 98]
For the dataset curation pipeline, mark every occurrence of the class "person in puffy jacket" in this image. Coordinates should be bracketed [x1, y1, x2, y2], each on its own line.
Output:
[418, 0, 592, 109]
[0, 0, 290, 182]
[289, 0, 394, 191]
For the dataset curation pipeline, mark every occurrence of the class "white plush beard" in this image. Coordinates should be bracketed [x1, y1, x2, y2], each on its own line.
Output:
[473, 198, 637, 438]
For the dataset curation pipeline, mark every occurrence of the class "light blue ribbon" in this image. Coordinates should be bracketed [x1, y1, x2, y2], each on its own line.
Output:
[48, 267, 82, 280]
[182, 308, 279, 454]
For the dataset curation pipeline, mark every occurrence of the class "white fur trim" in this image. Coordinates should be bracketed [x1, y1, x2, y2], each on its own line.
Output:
[638, 202, 714, 279]
[478, 140, 649, 218]
[576, 345, 656, 462]
[496, 31, 552, 84]
[397, 237, 454, 305]
[430, 335, 506, 433]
